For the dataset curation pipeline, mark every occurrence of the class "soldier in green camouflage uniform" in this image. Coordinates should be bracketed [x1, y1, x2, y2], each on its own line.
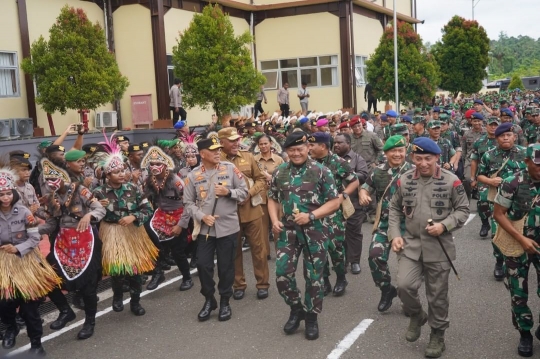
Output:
[523, 109, 540, 145]
[492, 144, 540, 357]
[426, 121, 458, 172]
[308, 132, 359, 297]
[409, 116, 428, 143]
[520, 107, 535, 134]
[477, 122, 527, 281]
[360, 135, 413, 312]
[461, 115, 485, 199]
[268, 131, 340, 340]
[470, 117, 499, 237]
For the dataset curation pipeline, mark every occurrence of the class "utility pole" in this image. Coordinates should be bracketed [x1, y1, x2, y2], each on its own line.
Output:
[472, 0, 481, 20]
[393, 0, 399, 111]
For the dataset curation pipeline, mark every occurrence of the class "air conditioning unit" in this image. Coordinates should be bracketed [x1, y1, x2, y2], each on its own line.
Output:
[10, 118, 33, 138]
[0, 120, 10, 139]
[95, 111, 118, 128]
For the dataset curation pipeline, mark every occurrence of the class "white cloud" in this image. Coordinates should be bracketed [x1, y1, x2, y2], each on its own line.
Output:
[416, 0, 540, 44]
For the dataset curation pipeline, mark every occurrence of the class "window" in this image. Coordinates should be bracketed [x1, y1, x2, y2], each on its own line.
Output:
[0, 52, 20, 97]
[355, 55, 368, 87]
[260, 55, 339, 90]
[167, 55, 175, 89]
[529, 79, 538, 85]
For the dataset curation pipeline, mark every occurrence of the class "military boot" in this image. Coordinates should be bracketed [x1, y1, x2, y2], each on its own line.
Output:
[28, 338, 46, 357]
[304, 313, 319, 340]
[405, 310, 428, 342]
[377, 285, 397, 312]
[146, 270, 165, 290]
[283, 304, 305, 334]
[50, 304, 76, 330]
[479, 218, 490, 238]
[424, 328, 446, 358]
[218, 297, 232, 322]
[518, 330, 533, 357]
[77, 314, 95, 340]
[323, 277, 332, 297]
[494, 260, 505, 281]
[130, 294, 146, 316]
[333, 275, 348, 297]
[112, 294, 124, 312]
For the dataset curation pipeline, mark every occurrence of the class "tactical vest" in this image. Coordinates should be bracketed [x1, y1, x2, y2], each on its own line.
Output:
[372, 167, 392, 202]
[511, 176, 535, 220]
[476, 136, 497, 159]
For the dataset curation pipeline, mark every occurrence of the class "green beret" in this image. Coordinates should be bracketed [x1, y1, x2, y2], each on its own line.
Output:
[390, 123, 409, 136]
[383, 135, 407, 152]
[65, 149, 86, 162]
[37, 140, 53, 149]
[414, 108, 422, 114]
[157, 139, 180, 149]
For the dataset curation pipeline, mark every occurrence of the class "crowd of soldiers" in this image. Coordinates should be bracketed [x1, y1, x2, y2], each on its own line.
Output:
[2, 88, 540, 358]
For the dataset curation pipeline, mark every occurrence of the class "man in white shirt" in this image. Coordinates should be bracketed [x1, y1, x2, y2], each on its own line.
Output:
[297, 82, 310, 115]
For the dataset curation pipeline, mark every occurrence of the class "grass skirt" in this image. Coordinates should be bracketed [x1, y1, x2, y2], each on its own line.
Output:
[0, 248, 62, 301]
[99, 222, 158, 276]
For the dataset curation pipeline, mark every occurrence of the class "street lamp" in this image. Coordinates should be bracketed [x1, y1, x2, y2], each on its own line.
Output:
[472, 0, 481, 20]
[393, 0, 399, 111]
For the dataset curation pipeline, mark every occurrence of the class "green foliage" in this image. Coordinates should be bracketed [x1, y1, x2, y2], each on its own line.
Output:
[172, 4, 265, 118]
[489, 32, 540, 78]
[508, 74, 525, 90]
[366, 21, 438, 106]
[21, 6, 128, 115]
[432, 16, 490, 97]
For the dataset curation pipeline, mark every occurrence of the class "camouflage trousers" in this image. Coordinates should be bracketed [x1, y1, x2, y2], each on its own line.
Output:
[368, 232, 392, 288]
[276, 226, 328, 314]
[324, 213, 346, 278]
[477, 185, 492, 221]
[504, 253, 540, 332]
[488, 202, 504, 262]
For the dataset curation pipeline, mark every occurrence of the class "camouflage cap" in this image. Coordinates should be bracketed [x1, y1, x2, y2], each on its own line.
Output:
[390, 123, 409, 136]
[412, 116, 425, 125]
[427, 120, 441, 129]
[526, 107, 533, 114]
[527, 144, 540, 164]
[487, 117, 501, 125]
[439, 113, 449, 122]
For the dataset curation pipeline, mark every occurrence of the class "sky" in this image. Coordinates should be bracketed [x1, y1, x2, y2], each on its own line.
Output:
[416, 0, 540, 44]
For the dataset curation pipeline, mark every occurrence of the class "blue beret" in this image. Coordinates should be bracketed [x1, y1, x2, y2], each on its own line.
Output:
[500, 108, 513, 117]
[534, 99, 540, 104]
[432, 106, 440, 113]
[308, 132, 331, 144]
[174, 120, 186, 129]
[380, 114, 388, 121]
[495, 122, 513, 137]
[412, 137, 441, 155]
[386, 110, 397, 117]
[401, 115, 412, 123]
[471, 112, 484, 121]
[299, 116, 309, 124]
[474, 99, 484, 105]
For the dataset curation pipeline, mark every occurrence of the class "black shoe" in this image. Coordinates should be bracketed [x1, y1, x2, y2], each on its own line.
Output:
[112, 296, 124, 312]
[323, 278, 332, 297]
[146, 273, 165, 290]
[333, 277, 348, 297]
[233, 289, 245, 300]
[257, 289, 269, 299]
[77, 317, 95, 340]
[518, 332, 533, 357]
[305, 313, 319, 340]
[218, 298, 232, 322]
[378, 285, 398, 312]
[15, 314, 26, 329]
[480, 223, 489, 237]
[494, 262, 505, 281]
[29, 345, 46, 357]
[50, 306, 76, 330]
[351, 263, 361, 275]
[198, 296, 218, 322]
[189, 258, 197, 269]
[180, 279, 194, 291]
[283, 305, 305, 334]
[130, 302, 146, 316]
[72, 293, 85, 310]
[2, 327, 19, 349]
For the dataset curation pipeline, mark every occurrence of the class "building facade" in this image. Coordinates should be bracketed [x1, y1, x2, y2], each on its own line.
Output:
[1, 0, 418, 135]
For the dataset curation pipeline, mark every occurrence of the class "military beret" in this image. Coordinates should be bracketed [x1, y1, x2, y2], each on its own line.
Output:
[414, 108, 422, 114]
[283, 132, 309, 148]
[495, 123, 514, 137]
[37, 140, 53, 150]
[412, 137, 441, 155]
[244, 122, 255, 128]
[82, 143, 99, 154]
[140, 142, 150, 149]
[383, 135, 407, 152]
[487, 117, 500, 125]
[9, 150, 30, 159]
[116, 135, 130, 142]
[474, 99, 484, 105]
[308, 132, 331, 144]
[432, 106, 441, 113]
[400, 109, 407, 114]
[390, 123, 409, 136]
[465, 109, 476, 119]
[299, 116, 309, 125]
[316, 118, 329, 127]
[310, 119, 317, 127]
[386, 110, 397, 117]
[157, 139, 180, 149]
[329, 120, 337, 127]
[197, 137, 223, 151]
[338, 121, 350, 130]
[412, 116, 425, 125]
[500, 108, 513, 117]
[128, 144, 143, 153]
[471, 112, 484, 121]
[174, 120, 186, 129]
[401, 115, 412, 123]
[349, 117, 360, 127]
[380, 114, 388, 122]
[45, 145, 65, 154]
[427, 121, 441, 129]
[65, 149, 86, 162]
[527, 144, 540, 164]
[360, 113, 370, 119]
[426, 106, 433, 111]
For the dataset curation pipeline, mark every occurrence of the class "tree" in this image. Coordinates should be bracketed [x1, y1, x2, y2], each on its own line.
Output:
[21, 6, 128, 128]
[433, 16, 490, 97]
[172, 4, 265, 119]
[508, 74, 524, 90]
[366, 21, 438, 106]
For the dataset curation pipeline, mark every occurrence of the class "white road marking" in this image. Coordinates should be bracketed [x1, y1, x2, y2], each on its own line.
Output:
[8, 248, 250, 356]
[464, 213, 476, 226]
[327, 319, 374, 359]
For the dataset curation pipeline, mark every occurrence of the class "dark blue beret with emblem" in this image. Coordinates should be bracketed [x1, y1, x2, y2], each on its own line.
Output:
[495, 122, 513, 137]
[412, 137, 441, 155]
[308, 132, 331, 145]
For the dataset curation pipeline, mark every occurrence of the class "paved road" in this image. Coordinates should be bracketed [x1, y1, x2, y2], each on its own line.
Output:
[2, 205, 537, 359]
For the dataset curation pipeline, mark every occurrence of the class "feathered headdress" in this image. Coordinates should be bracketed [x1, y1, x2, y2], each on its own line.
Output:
[181, 133, 201, 155]
[41, 158, 70, 184]
[206, 131, 218, 140]
[0, 156, 18, 192]
[141, 146, 175, 170]
[98, 131, 125, 174]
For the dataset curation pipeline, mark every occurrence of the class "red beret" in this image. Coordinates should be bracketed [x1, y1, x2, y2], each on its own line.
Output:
[465, 109, 476, 119]
[338, 121, 350, 129]
[349, 117, 360, 127]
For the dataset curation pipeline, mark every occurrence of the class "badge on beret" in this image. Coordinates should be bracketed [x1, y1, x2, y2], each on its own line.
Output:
[58, 146, 65, 152]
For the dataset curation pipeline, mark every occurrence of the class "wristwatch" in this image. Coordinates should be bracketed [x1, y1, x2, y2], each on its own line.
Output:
[342, 192, 349, 199]
[308, 212, 316, 222]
